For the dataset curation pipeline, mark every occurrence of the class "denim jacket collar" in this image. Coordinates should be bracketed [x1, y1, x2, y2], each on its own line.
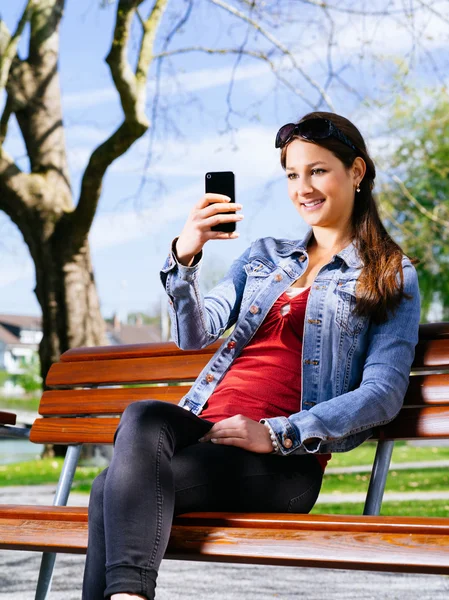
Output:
[283, 227, 364, 269]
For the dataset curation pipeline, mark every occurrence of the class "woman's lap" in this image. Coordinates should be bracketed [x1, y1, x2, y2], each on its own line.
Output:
[173, 440, 324, 515]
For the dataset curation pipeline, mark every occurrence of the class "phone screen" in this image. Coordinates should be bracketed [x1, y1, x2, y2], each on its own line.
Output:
[205, 171, 236, 233]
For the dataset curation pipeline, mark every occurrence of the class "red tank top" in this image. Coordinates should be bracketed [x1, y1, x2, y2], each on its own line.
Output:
[201, 286, 331, 471]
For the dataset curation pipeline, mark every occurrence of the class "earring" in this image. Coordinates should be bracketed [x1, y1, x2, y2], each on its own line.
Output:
[356, 184, 361, 193]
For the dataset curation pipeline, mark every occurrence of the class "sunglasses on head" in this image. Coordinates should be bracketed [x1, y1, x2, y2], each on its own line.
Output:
[275, 118, 358, 153]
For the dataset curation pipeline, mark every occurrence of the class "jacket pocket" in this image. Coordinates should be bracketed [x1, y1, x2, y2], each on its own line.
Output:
[242, 257, 275, 301]
[335, 279, 368, 336]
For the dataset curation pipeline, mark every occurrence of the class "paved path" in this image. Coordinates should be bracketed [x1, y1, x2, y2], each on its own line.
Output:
[0, 485, 448, 599]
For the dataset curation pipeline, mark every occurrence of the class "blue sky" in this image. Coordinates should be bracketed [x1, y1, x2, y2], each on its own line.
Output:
[0, 0, 448, 320]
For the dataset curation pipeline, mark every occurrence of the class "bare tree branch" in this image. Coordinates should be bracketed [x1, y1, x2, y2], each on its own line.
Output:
[72, 0, 169, 251]
[223, 3, 256, 131]
[152, 46, 319, 106]
[291, 0, 413, 16]
[415, 0, 449, 26]
[0, 0, 34, 174]
[126, 0, 194, 206]
[0, 0, 34, 92]
[208, 0, 336, 110]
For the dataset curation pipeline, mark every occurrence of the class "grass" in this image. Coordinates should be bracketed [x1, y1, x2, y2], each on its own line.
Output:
[328, 441, 449, 468]
[321, 467, 449, 495]
[0, 396, 40, 412]
[0, 458, 102, 487]
[311, 500, 449, 518]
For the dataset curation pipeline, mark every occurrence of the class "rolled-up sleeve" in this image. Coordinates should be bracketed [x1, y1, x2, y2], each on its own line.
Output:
[160, 239, 251, 350]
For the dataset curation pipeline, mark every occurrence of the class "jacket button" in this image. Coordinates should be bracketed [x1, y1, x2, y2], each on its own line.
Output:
[299, 255, 307, 262]
[227, 341, 236, 349]
[249, 305, 259, 314]
[283, 438, 293, 449]
[274, 274, 282, 282]
[205, 373, 214, 383]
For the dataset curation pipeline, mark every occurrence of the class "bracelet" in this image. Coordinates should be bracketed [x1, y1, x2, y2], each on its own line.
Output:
[261, 420, 280, 454]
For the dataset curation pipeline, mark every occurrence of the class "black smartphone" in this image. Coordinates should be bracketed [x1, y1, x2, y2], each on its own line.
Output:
[205, 171, 236, 233]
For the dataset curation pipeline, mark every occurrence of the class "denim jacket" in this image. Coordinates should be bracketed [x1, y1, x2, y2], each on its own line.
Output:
[160, 227, 421, 456]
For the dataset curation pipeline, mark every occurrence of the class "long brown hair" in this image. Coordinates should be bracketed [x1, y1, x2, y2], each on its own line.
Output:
[280, 111, 420, 325]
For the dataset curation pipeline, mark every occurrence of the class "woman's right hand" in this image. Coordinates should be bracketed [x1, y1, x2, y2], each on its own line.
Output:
[175, 193, 243, 266]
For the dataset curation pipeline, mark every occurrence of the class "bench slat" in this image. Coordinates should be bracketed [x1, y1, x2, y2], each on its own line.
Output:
[39, 386, 191, 416]
[0, 505, 87, 522]
[36, 375, 449, 417]
[167, 525, 449, 574]
[0, 514, 447, 574]
[1, 506, 448, 534]
[404, 375, 449, 406]
[29, 418, 119, 444]
[29, 407, 449, 445]
[174, 512, 449, 534]
[378, 406, 449, 439]
[414, 338, 449, 369]
[0, 506, 448, 534]
[46, 355, 211, 387]
[60, 341, 221, 362]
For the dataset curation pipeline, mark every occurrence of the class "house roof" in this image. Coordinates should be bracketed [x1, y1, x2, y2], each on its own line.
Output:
[106, 323, 161, 345]
[0, 314, 42, 330]
[0, 323, 20, 345]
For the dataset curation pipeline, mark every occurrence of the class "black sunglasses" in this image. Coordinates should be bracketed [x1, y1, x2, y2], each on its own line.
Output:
[275, 118, 358, 153]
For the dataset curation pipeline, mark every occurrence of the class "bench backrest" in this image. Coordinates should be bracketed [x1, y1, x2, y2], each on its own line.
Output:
[30, 323, 449, 446]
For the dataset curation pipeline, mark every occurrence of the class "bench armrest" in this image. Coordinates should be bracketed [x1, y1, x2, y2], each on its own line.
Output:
[0, 411, 17, 426]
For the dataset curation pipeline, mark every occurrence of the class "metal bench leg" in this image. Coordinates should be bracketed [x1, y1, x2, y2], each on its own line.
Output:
[35, 444, 82, 600]
[363, 439, 395, 516]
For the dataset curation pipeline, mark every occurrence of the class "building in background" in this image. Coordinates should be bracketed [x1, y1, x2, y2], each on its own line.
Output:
[0, 315, 43, 396]
[0, 313, 162, 396]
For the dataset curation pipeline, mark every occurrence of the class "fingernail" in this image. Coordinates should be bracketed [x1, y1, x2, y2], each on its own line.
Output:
[198, 437, 205, 442]
[211, 438, 218, 443]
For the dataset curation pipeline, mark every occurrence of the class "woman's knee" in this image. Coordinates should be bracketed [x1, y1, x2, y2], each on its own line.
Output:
[120, 399, 174, 427]
[115, 400, 175, 443]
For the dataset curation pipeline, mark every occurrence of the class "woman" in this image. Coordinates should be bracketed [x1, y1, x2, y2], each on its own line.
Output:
[82, 112, 421, 600]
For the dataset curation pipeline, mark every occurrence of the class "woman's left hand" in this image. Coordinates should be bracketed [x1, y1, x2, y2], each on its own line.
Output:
[199, 414, 273, 453]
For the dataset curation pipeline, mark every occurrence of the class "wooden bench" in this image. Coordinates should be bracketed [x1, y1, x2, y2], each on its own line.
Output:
[1, 322, 449, 599]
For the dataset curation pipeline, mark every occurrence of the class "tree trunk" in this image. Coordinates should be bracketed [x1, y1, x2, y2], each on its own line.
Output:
[36, 238, 107, 381]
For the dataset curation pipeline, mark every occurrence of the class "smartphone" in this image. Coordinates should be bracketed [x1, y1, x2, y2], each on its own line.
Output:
[205, 171, 236, 233]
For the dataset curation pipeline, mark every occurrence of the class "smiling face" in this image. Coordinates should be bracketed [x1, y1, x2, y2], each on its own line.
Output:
[285, 139, 362, 239]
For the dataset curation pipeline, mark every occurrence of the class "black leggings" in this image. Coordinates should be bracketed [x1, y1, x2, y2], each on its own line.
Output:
[82, 400, 324, 599]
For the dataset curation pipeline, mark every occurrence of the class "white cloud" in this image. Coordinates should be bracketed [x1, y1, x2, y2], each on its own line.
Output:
[62, 88, 117, 110]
